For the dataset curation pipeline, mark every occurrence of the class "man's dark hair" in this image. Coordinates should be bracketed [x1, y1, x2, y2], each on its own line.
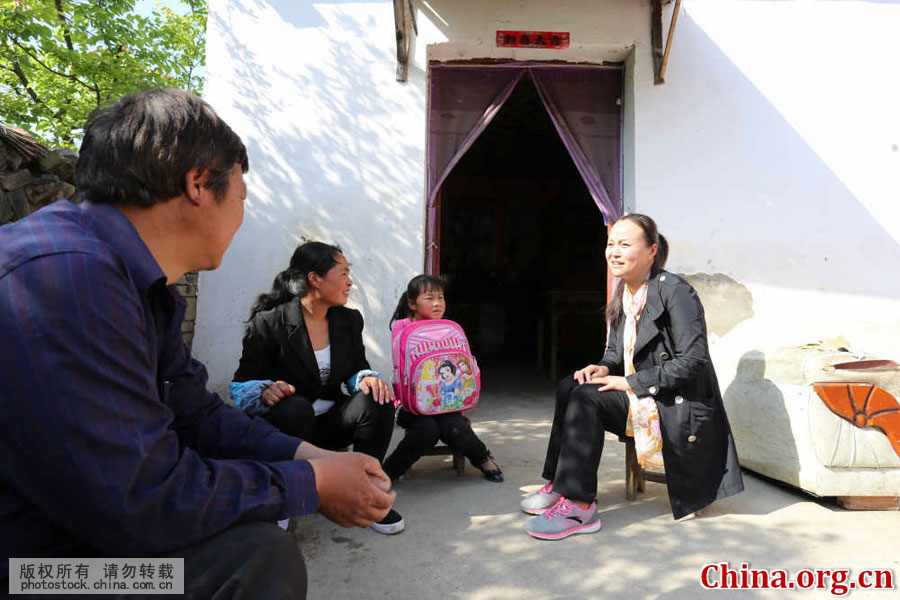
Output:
[75, 88, 249, 207]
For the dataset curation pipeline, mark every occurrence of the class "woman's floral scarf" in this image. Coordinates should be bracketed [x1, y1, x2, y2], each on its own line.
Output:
[623, 282, 665, 470]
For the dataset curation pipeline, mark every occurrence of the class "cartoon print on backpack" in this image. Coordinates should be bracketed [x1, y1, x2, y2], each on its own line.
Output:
[415, 355, 476, 412]
[457, 358, 477, 400]
[438, 360, 462, 408]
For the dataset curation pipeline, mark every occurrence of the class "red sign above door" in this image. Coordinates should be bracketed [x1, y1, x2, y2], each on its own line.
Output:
[496, 31, 570, 49]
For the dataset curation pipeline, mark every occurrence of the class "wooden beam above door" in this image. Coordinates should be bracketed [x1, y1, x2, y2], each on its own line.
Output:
[393, 0, 417, 82]
[652, 0, 682, 85]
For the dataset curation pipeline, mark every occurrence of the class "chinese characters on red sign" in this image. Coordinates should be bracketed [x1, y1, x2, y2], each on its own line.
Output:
[496, 31, 570, 49]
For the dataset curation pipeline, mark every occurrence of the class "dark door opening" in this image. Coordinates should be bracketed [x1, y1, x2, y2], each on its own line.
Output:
[438, 73, 613, 379]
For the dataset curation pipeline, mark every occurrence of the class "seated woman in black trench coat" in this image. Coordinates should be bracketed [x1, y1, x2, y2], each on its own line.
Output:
[231, 241, 404, 534]
[521, 214, 743, 541]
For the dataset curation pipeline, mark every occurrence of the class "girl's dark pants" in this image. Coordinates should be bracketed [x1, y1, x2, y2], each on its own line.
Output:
[381, 409, 491, 480]
[542, 375, 630, 504]
[262, 390, 395, 461]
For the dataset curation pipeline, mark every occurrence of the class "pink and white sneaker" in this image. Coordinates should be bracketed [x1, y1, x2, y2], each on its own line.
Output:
[520, 482, 562, 515]
[523, 498, 602, 540]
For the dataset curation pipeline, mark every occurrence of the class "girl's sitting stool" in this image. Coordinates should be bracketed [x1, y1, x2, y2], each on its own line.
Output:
[420, 413, 470, 476]
[618, 434, 667, 500]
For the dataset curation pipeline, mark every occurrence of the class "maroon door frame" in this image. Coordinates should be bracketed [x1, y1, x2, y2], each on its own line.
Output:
[424, 62, 623, 308]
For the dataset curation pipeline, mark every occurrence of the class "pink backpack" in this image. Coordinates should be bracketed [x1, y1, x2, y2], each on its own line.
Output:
[391, 318, 481, 415]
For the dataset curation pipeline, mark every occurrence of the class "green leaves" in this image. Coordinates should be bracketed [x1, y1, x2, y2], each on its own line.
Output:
[0, 0, 206, 147]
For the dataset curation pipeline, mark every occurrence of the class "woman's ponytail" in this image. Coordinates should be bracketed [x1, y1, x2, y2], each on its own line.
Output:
[655, 233, 669, 270]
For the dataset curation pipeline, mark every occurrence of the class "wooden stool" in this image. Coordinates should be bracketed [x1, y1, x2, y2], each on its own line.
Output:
[618, 434, 667, 500]
[423, 444, 466, 476]
[406, 413, 472, 477]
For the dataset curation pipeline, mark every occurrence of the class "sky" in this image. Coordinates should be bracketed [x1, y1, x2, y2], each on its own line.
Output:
[134, 0, 192, 17]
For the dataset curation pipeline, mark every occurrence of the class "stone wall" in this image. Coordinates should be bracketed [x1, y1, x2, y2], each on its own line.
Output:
[0, 126, 199, 351]
[174, 272, 199, 350]
[0, 128, 77, 225]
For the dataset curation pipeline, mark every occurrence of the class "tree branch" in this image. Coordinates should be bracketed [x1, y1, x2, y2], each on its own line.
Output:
[54, 0, 76, 52]
[11, 38, 96, 93]
[10, 61, 44, 106]
[9, 59, 69, 121]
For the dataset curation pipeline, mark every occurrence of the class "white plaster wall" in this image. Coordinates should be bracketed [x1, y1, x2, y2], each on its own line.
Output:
[196, 0, 900, 397]
[636, 1, 900, 382]
[195, 0, 429, 394]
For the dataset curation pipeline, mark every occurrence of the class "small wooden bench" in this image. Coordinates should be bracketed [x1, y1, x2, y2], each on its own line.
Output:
[405, 413, 471, 477]
[618, 434, 667, 500]
[423, 444, 466, 476]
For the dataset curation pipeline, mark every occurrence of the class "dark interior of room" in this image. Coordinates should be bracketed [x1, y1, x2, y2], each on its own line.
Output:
[439, 73, 610, 378]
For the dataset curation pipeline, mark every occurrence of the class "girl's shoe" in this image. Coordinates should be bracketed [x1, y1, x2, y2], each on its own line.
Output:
[523, 498, 602, 540]
[520, 482, 561, 515]
[478, 455, 504, 483]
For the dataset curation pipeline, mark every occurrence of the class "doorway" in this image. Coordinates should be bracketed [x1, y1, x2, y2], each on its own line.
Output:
[431, 67, 623, 379]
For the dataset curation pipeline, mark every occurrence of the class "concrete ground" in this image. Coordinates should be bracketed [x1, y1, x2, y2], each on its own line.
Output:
[291, 366, 899, 600]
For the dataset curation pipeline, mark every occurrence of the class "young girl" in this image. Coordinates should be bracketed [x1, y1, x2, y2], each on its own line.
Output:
[381, 275, 503, 482]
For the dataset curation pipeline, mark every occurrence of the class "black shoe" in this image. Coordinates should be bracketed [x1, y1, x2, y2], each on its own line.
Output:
[478, 456, 504, 483]
[371, 509, 405, 535]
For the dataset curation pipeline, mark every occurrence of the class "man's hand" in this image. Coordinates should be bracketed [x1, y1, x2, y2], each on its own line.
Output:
[307, 453, 394, 527]
[574, 364, 610, 385]
[262, 381, 295, 407]
[293, 441, 341, 461]
[359, 376, 393, 405]
[595, 375, 632, 393]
